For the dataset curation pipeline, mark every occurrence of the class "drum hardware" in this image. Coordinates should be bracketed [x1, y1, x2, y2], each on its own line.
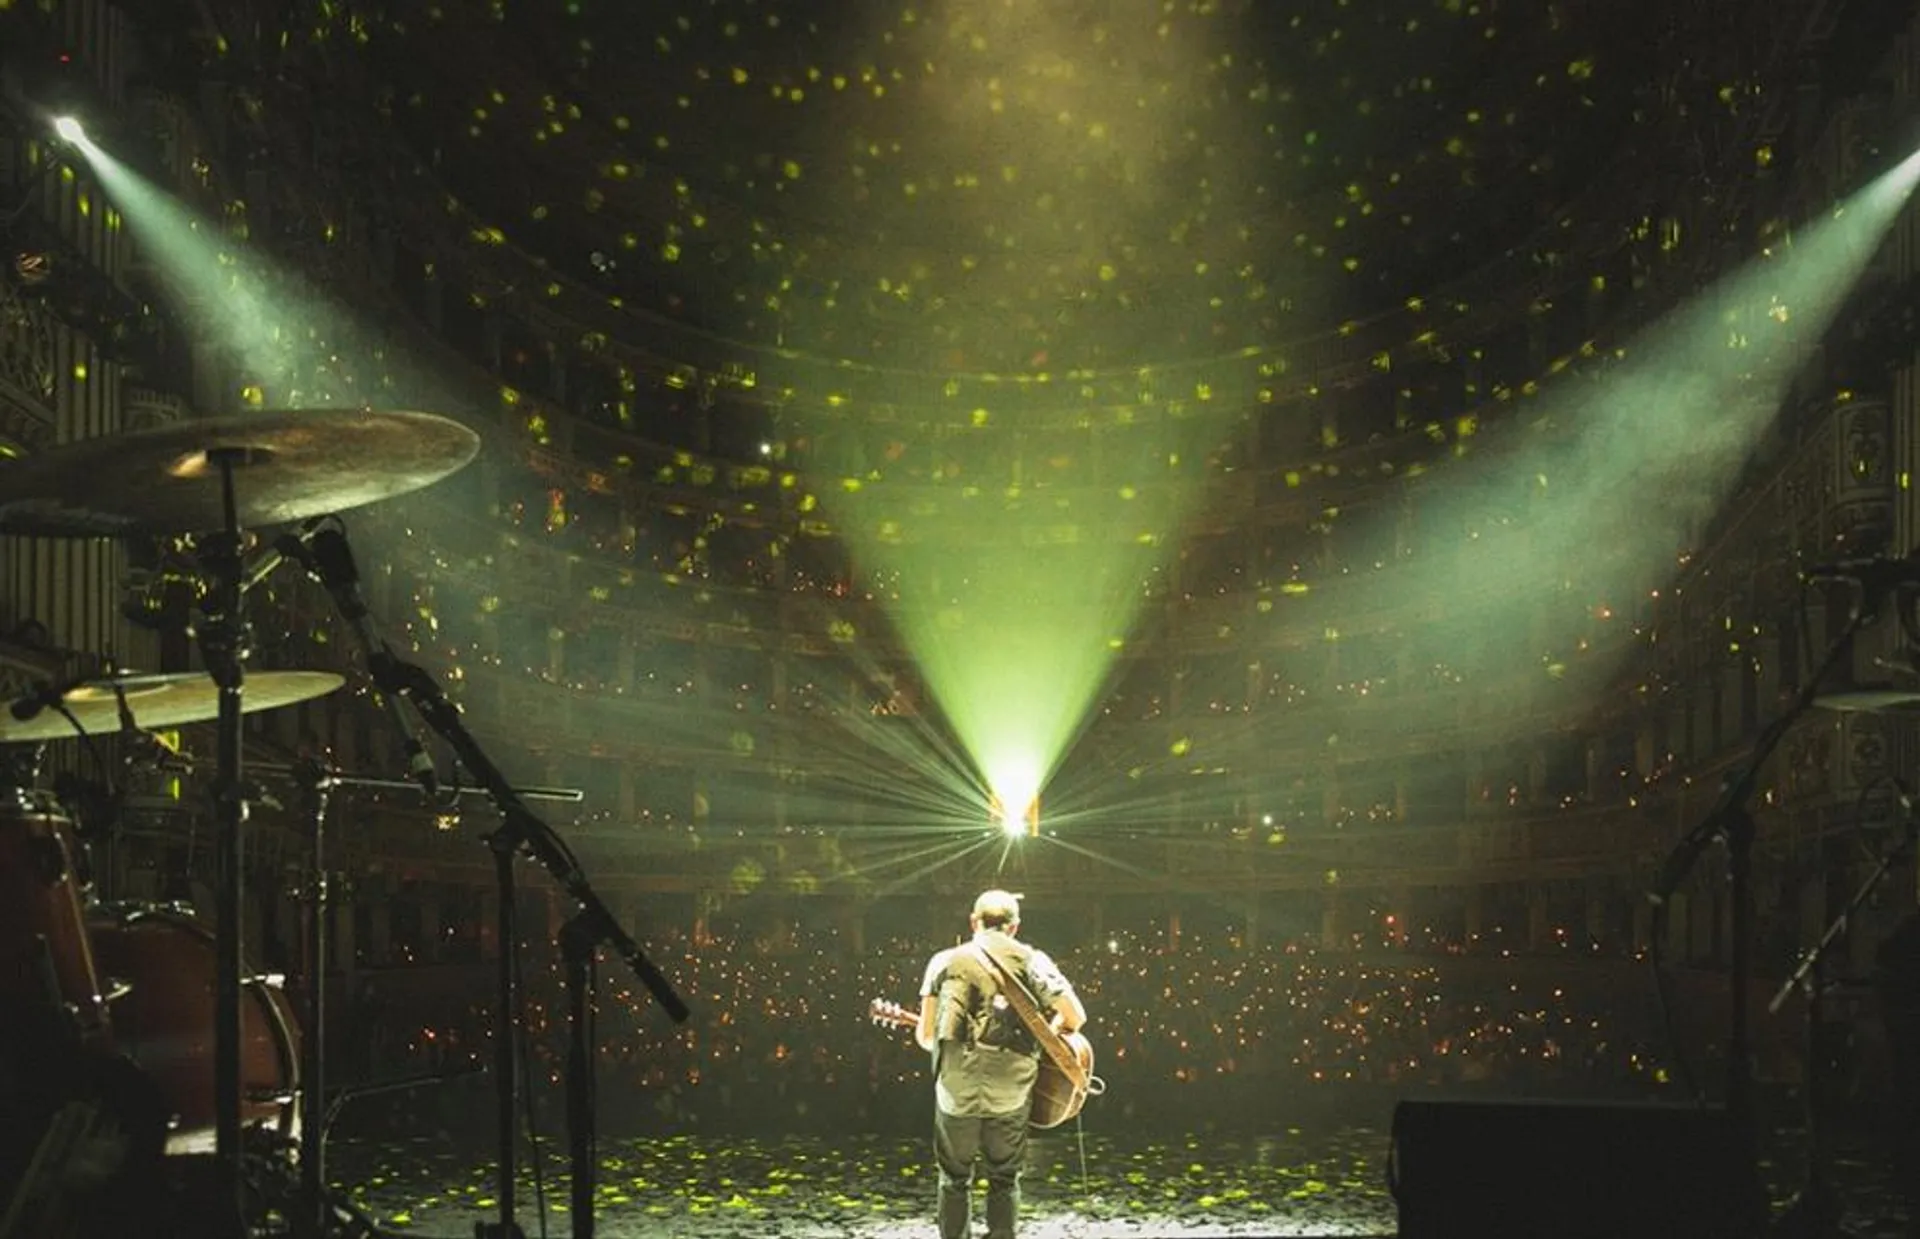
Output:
[287, 755, 335, 1239]
[0, 409, 479, 1237]
[0, 1098, 104, 1239]
[315, 1061, 489, 1150]
[230, 1137, 401, 1239]
[2, 742, 43, 788]
[0, 1048, 168, 1239]
[250, 763, 586, 806]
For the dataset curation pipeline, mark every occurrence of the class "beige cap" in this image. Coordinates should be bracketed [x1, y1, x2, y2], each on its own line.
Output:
[972, 889, 1022, 923]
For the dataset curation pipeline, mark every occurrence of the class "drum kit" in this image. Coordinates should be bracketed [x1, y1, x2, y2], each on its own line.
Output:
[0, 410, 476, 1238]
[1, 408, 687, 1239]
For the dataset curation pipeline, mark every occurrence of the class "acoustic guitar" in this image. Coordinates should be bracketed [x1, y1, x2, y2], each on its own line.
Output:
[868, 998, 1104, 1129]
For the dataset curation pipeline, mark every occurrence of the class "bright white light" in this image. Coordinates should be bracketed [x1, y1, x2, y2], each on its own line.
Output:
[989, 762, 1039, 837]
[52, 116, 85, 144]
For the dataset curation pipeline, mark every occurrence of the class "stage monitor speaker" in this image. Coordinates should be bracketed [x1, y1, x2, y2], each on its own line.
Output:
[1390, 1097, 1757, 1239]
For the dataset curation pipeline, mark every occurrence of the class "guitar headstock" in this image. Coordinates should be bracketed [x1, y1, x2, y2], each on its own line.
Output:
[869, 997, 917, 1030]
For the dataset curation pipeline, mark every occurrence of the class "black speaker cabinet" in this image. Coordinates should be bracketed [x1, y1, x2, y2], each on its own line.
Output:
[1390, 1098, 1758, 1239]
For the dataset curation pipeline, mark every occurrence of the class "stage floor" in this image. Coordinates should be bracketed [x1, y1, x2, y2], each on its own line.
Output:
[329, 1126, 1913, 1238]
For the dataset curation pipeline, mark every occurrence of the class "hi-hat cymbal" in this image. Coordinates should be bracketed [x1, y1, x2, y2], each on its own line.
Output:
[0, 409, 479, 537]
[0, 670, 345, 742]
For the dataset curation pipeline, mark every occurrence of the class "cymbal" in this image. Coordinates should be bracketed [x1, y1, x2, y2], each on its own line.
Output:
[0, 409, 479, 537]
[0, 670, 345, 742]
[1812, 688, 1920, 712]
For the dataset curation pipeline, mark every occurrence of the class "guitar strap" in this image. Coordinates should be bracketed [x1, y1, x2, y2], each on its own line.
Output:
[972, 941, 1040, 1015]
[971, 941, 1083, 1084]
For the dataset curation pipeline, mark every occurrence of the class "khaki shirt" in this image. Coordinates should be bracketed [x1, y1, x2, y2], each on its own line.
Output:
[919, 930, 1074, 1117]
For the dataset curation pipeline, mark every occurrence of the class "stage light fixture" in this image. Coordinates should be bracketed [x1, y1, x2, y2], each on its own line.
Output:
[52, 115, 85, 144]
[991, 792, 1039, 838]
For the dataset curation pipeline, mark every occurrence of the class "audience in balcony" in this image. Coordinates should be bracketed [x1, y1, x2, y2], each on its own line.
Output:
[339, 921, 1676, 1144]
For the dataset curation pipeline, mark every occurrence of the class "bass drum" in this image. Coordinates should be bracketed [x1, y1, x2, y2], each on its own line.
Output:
[86, 905, 302, 1154]
[0, 792, 110, 1045]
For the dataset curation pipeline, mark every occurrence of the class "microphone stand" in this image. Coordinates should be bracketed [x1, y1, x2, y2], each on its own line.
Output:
[256, 757, 571, 1239]
[560, 913, 598, 1239]
[481, 795, 524, 1239]
[301, 526, 690, 1239]
[1647, 597, 1873, 1231]
[1766, 797, 1918, 1239]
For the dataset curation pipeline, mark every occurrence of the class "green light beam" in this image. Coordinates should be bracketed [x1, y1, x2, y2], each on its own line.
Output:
[67, 140, 434, 410]
[833, 833, 998, 882]
[780, 2, 1264, 826]
[1325, 149, 1920, 734]
[1034, 831, 1253, 903]
[865, 832, 1005, 898]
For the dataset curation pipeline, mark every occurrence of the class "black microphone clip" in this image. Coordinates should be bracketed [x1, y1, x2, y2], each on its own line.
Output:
[291, 520, 440, 806]
[1802, 548, 1920, 603]
[8, 680, 65, 723]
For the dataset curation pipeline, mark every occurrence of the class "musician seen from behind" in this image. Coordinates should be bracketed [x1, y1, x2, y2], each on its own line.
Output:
[916, 889, 1086, 1239]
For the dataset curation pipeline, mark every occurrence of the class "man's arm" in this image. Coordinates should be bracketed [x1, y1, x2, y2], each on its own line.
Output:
[916, 994, 938, 1052]
[916, 952, 945, 1051]
[1050, 987, 1088, 1035]
[1028, 949, 1087, 1034]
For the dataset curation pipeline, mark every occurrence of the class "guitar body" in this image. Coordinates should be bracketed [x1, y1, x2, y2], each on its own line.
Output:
[869, 997, 1105, 1130]
[1027, 1029, 1095, 1129]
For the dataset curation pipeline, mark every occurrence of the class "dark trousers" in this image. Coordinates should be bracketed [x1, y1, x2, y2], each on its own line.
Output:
[934, 1106, 1027, 1239]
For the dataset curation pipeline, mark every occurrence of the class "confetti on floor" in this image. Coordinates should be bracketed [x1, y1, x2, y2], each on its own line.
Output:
[327, 1123, 1913, 1238]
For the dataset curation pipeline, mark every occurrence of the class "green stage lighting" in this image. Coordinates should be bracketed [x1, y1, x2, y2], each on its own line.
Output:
[991, 789, 1039, 838]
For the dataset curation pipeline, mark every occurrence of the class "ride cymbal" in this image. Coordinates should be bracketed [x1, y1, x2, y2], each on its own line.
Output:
[0, 670, 345, 742]
[0, 409, 479, 537]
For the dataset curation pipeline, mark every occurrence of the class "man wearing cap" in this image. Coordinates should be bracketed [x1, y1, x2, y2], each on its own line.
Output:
[916, 889, 1086, 1239]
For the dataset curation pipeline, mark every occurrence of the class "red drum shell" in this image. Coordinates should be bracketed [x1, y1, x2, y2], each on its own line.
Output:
[87, 906, 301, 1151]
[0, 795, 109, 1044]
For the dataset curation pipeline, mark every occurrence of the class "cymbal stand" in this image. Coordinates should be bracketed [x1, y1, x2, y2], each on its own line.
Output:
[291, 757, 337, 1239]
[302, 526, 690, 1239]
[193, 448, 256, 1235]
[1767, 796, 1919, 1238]
[1647, 598, 1872, 1234]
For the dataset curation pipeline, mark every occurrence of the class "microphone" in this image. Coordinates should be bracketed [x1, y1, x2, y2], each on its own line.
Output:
[293, 524, 441, 805]
[1803, 551, 1920, 593]
[110, 686, 194, 775]
[1646, 829, 1713, 907]
[240, 516, 325, 593]
[9, 681, 63, 722]
[262, 516, 334, 587]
